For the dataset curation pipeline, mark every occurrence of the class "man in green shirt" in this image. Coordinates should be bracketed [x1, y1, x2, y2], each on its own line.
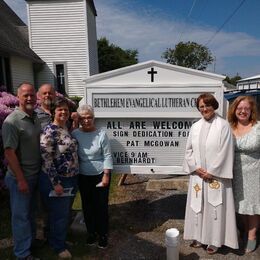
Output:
[2, 82, 41, 260]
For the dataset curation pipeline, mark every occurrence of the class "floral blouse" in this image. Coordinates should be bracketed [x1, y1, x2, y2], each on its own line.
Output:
[40, 124, 79, 186]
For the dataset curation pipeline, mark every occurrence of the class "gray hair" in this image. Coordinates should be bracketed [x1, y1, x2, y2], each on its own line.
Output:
[17, 82, 34, 95]
[77, 104, 95, 117]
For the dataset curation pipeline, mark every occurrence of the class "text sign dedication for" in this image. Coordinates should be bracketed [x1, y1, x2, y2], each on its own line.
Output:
[95, 118, 196, 171]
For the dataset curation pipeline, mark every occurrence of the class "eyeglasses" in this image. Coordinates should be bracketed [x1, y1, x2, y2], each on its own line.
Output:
[79, 116, 93, 121]
[236, 107, 251, 113]
[198, 105, 212, 111]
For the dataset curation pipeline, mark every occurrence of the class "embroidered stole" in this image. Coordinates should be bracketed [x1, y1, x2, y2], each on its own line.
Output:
[190, 119, 223, 215]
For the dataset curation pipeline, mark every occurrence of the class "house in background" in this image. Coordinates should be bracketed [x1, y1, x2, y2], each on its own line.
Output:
[236, 74, 260, 90]
[25, 0, 99, 96]
[224, 74, 260, 117]
[0, 0, 43, 93]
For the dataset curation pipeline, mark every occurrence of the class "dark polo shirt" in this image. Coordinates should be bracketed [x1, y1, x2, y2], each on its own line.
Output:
[35, 106, 52, 130]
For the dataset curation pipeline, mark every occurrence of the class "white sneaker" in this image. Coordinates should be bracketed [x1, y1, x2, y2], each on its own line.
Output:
[58, 249, 72, 259]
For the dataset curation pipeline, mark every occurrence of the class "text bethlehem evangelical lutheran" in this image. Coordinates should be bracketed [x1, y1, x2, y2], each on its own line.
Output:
[94, 97, 197, 108]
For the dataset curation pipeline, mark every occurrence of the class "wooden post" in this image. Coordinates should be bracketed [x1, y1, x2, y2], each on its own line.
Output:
[118, 174, 128, 186]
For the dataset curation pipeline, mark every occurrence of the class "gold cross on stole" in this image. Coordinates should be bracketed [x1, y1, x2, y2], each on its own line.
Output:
[193, 183, 201, 198]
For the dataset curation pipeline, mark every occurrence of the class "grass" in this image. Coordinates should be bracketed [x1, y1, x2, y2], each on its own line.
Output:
[0, 174, 121, 259]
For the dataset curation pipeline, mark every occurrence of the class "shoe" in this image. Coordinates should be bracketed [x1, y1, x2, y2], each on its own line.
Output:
[206, 245, 218, 255]
[190, 240, 202, 248]
[245, 239, 257, 253]
[58, 249, 72, 259]
[98, 235, 108, 249]
[86, 233, 97, 246]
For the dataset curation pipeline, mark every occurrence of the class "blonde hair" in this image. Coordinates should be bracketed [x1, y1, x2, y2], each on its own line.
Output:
[228, 96, 257, 128]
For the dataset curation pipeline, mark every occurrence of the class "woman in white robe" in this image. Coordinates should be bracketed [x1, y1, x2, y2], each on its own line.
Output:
[183, 93, 238, 254]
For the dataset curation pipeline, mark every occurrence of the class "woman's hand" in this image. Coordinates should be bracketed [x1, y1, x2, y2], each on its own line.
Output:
[71, 112, 79, 130]
[202, 172, 213, 182]
[195, 168, 206, 178]
[54, 183, 64, 195]
[195, 168, 213, 182]
[102, 172, 110, 187]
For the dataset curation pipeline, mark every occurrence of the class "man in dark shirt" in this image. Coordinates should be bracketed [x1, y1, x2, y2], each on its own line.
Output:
[35, 83, 56, 129]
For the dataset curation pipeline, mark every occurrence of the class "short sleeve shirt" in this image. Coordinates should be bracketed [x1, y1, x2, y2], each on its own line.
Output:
[35, 106, 52, 130]
[2, 108, 41, 177]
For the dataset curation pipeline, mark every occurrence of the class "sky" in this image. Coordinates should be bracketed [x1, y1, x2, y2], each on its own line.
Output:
[4, 0, 260, 78]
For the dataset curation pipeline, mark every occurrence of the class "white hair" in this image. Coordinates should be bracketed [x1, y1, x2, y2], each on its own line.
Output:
[77, 104, 94, 117]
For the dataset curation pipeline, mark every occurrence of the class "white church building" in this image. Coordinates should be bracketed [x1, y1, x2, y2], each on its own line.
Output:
[0, 0, 98, 96]
[26, 0, 98, 96]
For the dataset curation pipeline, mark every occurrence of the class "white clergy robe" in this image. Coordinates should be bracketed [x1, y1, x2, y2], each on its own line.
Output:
[183, 114, 238, 249]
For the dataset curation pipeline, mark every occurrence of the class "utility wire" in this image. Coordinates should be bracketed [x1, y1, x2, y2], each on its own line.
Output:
[205, 0, 247, 46]
[187, 0, 197, 17]
[177, 0, 198, 43]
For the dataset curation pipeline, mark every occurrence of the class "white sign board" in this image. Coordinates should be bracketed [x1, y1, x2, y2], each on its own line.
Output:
[95, 117, 197, 174]
[83, 60, 226, 174]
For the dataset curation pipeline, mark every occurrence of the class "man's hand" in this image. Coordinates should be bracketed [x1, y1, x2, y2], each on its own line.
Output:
[4, 148, 29, 193]
[17, 179, 29, 193]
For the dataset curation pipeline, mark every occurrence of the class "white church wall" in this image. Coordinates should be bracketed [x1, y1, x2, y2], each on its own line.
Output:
[10, 56, 34, 92]
[27, 0, 92, 97]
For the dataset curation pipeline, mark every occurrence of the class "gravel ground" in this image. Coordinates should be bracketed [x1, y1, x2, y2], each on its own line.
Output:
[91, 174, 260, 260]
[1, 174, 259, 259]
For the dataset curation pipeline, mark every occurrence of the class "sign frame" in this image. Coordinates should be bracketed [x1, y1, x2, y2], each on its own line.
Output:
[86, 86, 224, 175]
[82, 60, 226, 175]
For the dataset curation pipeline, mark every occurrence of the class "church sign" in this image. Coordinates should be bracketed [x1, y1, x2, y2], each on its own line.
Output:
[83, 61, 226, 174]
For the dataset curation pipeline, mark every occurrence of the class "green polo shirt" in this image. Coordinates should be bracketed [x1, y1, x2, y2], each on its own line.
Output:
[2, 108, 41, 177]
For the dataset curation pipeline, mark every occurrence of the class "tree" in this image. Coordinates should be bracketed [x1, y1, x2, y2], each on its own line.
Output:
[224, 74, 242, 86]
[98, 37, 138, 73]
[162, 41, 214, 71]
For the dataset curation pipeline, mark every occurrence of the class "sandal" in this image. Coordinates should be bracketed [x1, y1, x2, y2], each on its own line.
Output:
[190, 240, 202, 248]
[245, 239, 256, 253]
[206, 245, 218, 255]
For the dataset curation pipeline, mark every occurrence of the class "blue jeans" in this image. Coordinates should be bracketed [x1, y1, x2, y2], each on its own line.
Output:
[39, 172, 77, 253]
[5, 173, 38, 258]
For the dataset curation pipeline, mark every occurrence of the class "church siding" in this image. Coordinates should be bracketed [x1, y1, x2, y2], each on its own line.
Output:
[27, 0, 97, 97]
[10, 56, 34, 92]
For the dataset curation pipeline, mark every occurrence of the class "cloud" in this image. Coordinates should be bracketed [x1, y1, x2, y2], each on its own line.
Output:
[4, 0, 260, 76]
[95, 0, 260, 76]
